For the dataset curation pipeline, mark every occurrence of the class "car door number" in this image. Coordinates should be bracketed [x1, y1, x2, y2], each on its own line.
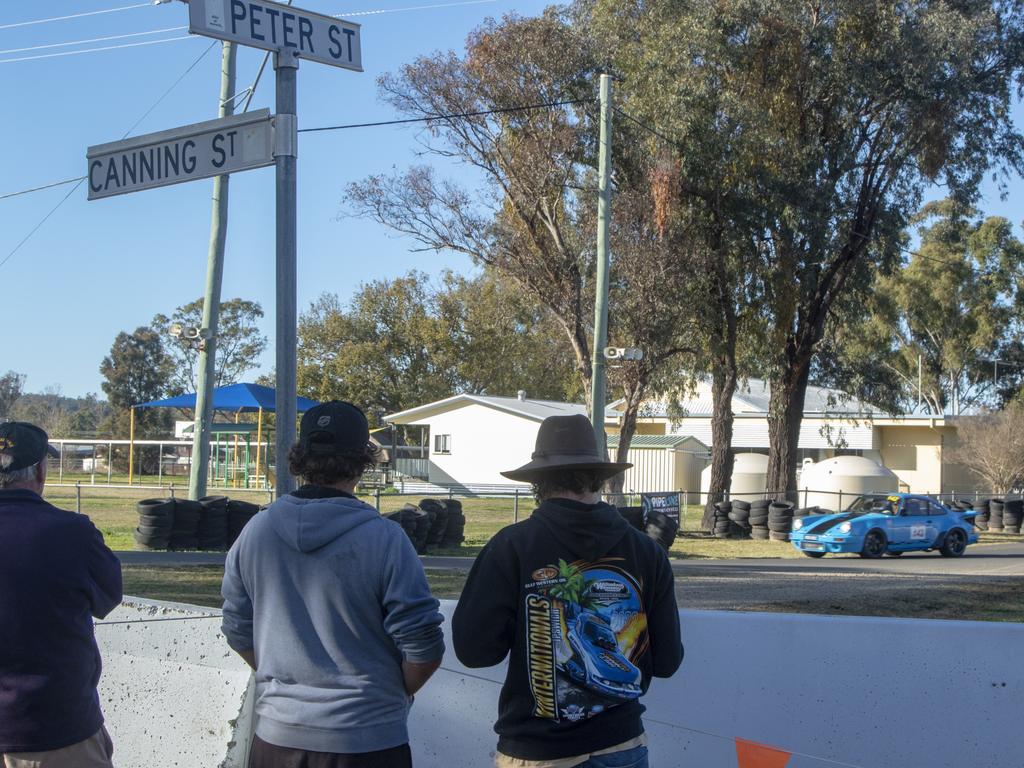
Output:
[910, 525, 927, 540]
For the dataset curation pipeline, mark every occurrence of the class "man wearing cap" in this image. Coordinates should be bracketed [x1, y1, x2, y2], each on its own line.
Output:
[453, 414, 683, 768]
[221, 400, 445, 768]
[0, 421, 123, 768]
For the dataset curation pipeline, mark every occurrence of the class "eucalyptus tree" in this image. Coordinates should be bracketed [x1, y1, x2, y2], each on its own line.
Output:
[588, 0, 1024, 497]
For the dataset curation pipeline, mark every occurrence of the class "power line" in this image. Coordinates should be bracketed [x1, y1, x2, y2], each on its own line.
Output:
[336, 0, 496, 17]
[0, 26, 187, 57]
[0, 41, 218, 271]
[0, 35, 194, 65]
[299, 98, 592, 133]
[0, 177, 87, 201]
[613, 106, 679, 146]
[0, 3, 152, 31]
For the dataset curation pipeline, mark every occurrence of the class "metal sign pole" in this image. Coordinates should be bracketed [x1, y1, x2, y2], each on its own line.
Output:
[274, 50, 299, 497]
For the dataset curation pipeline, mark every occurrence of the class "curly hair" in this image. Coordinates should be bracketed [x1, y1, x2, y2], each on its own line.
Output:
[287, 442, 381, 486]
[531, 469, 607, 502]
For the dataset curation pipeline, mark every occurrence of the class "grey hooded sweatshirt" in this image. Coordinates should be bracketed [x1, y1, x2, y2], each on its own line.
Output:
[221, 487, 445, 754]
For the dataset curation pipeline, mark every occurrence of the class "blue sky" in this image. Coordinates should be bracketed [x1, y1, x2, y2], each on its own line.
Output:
[0, 0, 547, 397]
[2, 1, 1022, 398]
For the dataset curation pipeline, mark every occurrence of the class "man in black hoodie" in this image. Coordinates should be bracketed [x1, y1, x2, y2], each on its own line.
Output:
[453, 414, 683, 768]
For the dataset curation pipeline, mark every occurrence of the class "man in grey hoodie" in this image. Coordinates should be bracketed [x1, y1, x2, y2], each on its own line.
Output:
[222, 401, 445, 768]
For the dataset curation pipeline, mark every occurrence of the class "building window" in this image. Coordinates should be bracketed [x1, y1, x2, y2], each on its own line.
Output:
[434, 434, 451, 454]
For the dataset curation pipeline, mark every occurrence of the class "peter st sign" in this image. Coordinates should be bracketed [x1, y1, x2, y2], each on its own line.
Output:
[188, 0, 362, 71]
[86, 109, 274, 200]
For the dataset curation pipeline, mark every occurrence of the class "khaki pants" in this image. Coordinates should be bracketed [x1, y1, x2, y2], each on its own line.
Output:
[3, 726, 114, 768]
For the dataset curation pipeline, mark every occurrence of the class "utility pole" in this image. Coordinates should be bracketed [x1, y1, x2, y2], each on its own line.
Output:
[589, 73, 613, 453]
[274, 49, 299, 497]
[189, 41, 236, 500]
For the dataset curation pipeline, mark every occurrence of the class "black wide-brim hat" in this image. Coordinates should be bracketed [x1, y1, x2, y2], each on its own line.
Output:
[500, 413, 631, 483]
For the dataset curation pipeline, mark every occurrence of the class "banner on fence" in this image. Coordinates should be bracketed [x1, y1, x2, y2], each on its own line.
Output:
[641, 492, 680, 526]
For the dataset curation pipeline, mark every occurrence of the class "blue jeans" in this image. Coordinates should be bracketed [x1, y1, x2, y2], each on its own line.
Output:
[577, 745, 649, 768]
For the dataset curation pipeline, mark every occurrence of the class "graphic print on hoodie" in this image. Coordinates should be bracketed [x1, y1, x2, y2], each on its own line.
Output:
[525, 557, 647, 723]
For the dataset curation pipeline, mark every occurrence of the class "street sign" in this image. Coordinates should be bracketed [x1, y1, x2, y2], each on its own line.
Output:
[86, 109, 274, 200]
[188, 0, 362, 72]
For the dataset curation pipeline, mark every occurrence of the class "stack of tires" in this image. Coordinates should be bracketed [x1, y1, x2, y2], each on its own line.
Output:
[386, 503, 430, 553]
[712, 501, 732, 538]
[973, 499, 990, 531]
[617, 506, 646, 532]
[168, 498, 201, 550]
[727, 500, 752, 538]
[227, 500, 260, 547]
[197, 495, 229, 551]
[440, 499, 466, 548]
[952, 500, 975, 529]
[1002, 498, 1023, 534]
[420, 498, 450, 550]
[767, 501, 795, 542]
[135, 498, 174, 550]
[989, 498, 1005, 532]
[644, 510, 678, 550]
[749, 500, 770, 540]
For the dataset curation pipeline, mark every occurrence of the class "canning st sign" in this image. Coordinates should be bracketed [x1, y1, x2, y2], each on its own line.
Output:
[86, 109, 274, 200]
[188, 0, 362, 71]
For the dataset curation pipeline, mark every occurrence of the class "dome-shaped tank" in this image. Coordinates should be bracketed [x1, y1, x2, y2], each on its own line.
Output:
[700, 452, 768, 501]
[797, 456, 898, 511]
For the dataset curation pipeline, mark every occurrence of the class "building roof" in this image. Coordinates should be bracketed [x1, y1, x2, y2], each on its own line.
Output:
[634, 378, 880, 419]
[385, 394, 618, 425]
[607, 434, 706, 449]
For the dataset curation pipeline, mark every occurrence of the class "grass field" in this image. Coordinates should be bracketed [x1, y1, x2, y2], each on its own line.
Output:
[49, 485, 1024, 558]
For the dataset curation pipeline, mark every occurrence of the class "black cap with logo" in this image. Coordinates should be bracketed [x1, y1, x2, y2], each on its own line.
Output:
[298, 401, 371, 455]
[0, 422, 59, 472]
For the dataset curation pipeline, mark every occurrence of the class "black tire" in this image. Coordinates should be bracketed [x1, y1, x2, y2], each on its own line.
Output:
[714, 501, 732, 514]
[750, 528, 770, 540]
[199, 495, 229, 511]
[727, 509, 750, 523]
[768, 520, 793, 533]
[769, 501, 794, 514]
[768, 530, 789, 542]
[137, 498, 175, 516]
[859, 529, 887, 558]
[974, 518, 989, 532]
[645, 511, 678, 549]
[136, 524, 169, 537]
[884, 551, 904, 557]
[732, 500, 751, 511]
[794, 506, 819, 518]
[802, 550, 826, 558]
[137, 514, 174, 529]
[748, 513, 769, 526]
[750, 498, 771, 509]
[940, 528, 968, 557]
[768, 511, 794, 523]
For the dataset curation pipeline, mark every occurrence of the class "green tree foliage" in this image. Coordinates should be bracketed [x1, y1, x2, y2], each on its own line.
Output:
[829, 201, 1024, 414]
[152, 298, 268, 394]
[0, 371, 25, 419]
[297, 270, 579, 425]
[99, 327, 172, 442]
[8, 389, 109, 438]
[588, 0, 1024, 495]
[347, 11, 705, 470]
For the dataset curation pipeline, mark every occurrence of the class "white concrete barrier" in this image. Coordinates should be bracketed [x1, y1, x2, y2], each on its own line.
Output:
[96, 599, 1023, 768]
[95, 599, 253, 768]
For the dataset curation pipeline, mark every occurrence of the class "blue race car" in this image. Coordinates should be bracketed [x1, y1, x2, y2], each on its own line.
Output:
[560, 612, 642, 701]
[789, 494, 978, 559]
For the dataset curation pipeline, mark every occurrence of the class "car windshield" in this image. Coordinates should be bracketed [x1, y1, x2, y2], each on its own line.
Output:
[582, 618, 618, 650]
[847, 495, 896, 515]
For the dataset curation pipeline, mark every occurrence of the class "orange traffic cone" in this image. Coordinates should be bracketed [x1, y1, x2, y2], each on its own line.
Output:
[735, 737, 792, 768]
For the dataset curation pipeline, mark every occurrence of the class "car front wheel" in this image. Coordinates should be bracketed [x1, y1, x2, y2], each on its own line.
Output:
[859, 530, 887, 559]
[802, 551, 826, 558]
[940, 528, 967, 557]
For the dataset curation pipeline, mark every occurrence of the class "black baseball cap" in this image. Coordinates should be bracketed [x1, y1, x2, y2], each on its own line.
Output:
[298, 401, 371, 455]
[0, 421, 59, 472]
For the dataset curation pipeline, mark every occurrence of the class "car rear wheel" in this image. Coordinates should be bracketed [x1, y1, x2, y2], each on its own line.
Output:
[940, 528, 967, 557]
[884, 551, 903, 557]
[859, 530, 887, 559]
[802, 551, 826, 558]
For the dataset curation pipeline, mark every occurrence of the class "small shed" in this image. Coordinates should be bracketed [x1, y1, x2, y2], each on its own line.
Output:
[608, 434, 709, 493]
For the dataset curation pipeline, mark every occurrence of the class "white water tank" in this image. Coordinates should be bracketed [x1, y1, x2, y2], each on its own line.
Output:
[797, 456, 898, 511]
[700, 452, 768, 501]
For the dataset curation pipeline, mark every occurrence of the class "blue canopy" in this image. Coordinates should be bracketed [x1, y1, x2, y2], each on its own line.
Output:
[135, 382, 318, 413]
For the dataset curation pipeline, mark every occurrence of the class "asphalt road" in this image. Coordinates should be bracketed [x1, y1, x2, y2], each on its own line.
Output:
[116, 540, 1024, 576]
